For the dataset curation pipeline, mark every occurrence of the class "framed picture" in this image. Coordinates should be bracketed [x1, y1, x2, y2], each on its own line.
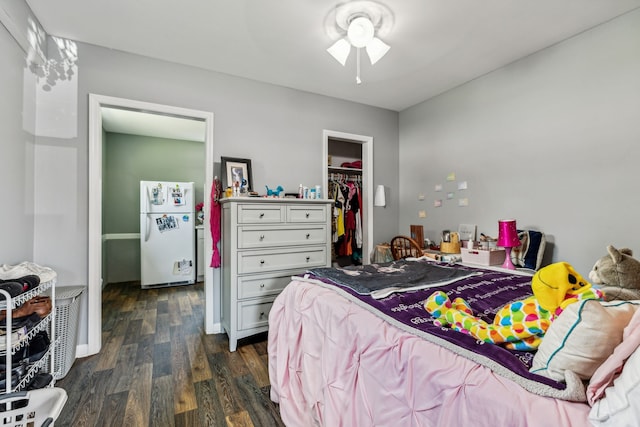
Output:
[221, 157, 253, 192]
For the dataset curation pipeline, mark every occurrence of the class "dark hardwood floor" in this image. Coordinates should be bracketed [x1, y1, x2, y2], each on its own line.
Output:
[55, 281, 285, 427]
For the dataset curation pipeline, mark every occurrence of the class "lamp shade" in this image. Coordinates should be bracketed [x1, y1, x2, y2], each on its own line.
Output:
[366, 37, 390, 64]
[374, 185, 386, 207]
[327, 38, 351, 66]
[497, 219, 521, 248]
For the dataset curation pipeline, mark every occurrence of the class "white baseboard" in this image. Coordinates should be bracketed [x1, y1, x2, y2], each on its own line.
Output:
[206, 322, 222, 334]
[75, 343, 91, 358]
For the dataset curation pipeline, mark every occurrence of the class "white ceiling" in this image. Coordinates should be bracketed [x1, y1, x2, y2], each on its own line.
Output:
[26, 0, 640, 113]
[101, 107, 206, 142]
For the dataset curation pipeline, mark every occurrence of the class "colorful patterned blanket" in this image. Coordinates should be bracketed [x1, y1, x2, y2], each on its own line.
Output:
[303, 259, 587, 401]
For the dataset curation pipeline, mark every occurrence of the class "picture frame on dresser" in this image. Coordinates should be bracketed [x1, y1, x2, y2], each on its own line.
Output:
[221, 156, 253, 192]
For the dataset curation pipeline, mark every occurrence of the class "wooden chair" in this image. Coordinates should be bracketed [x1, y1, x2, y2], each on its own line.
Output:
[390, 235, 424, 260]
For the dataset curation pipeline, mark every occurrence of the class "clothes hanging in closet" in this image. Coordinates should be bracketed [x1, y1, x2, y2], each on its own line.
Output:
[328, 174, 363, 264]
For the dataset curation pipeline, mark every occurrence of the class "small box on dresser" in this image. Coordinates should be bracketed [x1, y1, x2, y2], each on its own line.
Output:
[460, 247, 506, 266]
[220, 197, 332, 351]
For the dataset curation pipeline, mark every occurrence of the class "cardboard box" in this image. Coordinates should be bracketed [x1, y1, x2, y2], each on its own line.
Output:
[460, 247, 506, 266]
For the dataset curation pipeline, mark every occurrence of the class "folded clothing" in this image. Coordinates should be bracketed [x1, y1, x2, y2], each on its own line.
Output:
[0, 326, 29, 351]
[0, 262, 55, 284]
[340, 160, 362, 169]
[1, 296, 52, 320]
[0, 313, 41, 330]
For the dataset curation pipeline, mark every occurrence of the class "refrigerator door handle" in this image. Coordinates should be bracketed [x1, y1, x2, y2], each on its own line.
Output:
[144, 186, 151, 213]
[144, 214, 151, 242]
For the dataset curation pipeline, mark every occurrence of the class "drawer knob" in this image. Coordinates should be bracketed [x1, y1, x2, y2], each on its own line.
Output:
[306, 256, 311, 262]
[260, 259, 265, 265]
[259, 213, 265, 218]
[260, 311, 265, 318]
[305, 213, 310, 218]
[259, 234, 265, 241]
[260, 283, 265, 288]
[306, 233, 310, 239]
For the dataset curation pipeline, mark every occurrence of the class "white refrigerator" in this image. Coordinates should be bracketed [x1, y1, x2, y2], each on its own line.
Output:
[140, 180, 196, 289]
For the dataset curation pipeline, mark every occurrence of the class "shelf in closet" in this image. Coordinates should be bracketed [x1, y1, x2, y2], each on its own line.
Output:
[328, 166, 362, 173]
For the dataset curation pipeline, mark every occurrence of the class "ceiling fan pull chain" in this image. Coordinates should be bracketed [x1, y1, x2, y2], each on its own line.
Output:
[356, 47, 362, 85]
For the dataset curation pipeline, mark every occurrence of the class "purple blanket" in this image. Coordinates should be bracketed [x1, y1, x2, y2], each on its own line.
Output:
[304, 260, 587, 400]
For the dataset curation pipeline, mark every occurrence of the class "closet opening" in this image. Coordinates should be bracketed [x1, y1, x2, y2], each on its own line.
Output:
[322, 130, 373, 267]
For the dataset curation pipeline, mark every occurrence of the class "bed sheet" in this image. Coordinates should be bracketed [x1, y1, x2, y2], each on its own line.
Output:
[268, 279, 591, 427]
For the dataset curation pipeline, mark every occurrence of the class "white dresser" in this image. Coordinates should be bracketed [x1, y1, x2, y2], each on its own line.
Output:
[221, 197, 332, 351]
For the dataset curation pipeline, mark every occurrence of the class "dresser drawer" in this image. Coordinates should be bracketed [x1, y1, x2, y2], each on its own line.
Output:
[238, 298, 274, 331]
[238, 246, 327, 274]
[238, 274, 291, 299]
[238, 225, 327, 249]
[238, 204, 284, 224]
[287, 205, 327, 223]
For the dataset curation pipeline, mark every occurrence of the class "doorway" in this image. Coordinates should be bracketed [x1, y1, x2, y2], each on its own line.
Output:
[86, 94, 215, 357]
[322, 130, 373, 265]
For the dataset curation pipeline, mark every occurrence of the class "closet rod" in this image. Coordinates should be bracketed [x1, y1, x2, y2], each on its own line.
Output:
[329, 173, 361, 183]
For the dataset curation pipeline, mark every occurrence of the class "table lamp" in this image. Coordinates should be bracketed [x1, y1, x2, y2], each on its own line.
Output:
[497, 219, 521, 270]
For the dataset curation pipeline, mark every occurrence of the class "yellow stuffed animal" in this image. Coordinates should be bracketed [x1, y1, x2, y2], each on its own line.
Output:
[424, 262, 603, 350]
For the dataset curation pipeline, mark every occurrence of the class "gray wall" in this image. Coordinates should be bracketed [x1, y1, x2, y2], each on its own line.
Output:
[103, 132, 206, 234]
[399, 8, 640, 274]
[0, 18, 35, 264]
[103, 132, 206, 283]
[0, 16, 399, 347]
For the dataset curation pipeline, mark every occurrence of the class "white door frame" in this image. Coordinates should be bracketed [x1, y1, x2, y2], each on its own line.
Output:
[322, 130, 373, 263]
[87, 94, 216, 356]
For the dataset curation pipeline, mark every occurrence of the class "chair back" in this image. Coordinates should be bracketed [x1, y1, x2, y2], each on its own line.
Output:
[390, 235, 423, 260]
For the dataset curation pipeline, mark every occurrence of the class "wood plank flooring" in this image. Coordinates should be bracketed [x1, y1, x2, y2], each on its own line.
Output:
[55, 281, 285, 427]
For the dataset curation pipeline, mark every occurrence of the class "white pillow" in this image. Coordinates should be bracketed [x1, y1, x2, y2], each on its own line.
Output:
[589, 344, 640, 426]
[530, 300, 639, 382]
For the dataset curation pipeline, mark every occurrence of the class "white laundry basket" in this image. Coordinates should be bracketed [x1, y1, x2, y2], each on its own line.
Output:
[0, 388, 67, 426]
[54, 286, 85, 380]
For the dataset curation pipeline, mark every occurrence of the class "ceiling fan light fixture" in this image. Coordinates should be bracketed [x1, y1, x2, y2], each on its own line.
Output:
[347, 16, 375, 48]
[365, 37, 390, 65]
[325, 1, 394, 83]
[327, 38, 351, 66]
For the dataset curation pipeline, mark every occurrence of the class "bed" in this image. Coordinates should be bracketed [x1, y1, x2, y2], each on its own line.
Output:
[268, 259, 640, 426]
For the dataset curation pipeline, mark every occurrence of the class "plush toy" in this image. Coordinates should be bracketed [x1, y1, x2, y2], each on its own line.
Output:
[265, 185, 284, 197]
[424, 262, 604, 351]
[588, 245, 640, 302]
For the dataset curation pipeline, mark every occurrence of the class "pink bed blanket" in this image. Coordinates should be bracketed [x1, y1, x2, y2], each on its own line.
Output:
[268, 278, 591, 427]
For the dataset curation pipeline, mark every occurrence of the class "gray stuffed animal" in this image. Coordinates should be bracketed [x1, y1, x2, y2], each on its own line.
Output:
[588, 245, 640, 301]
